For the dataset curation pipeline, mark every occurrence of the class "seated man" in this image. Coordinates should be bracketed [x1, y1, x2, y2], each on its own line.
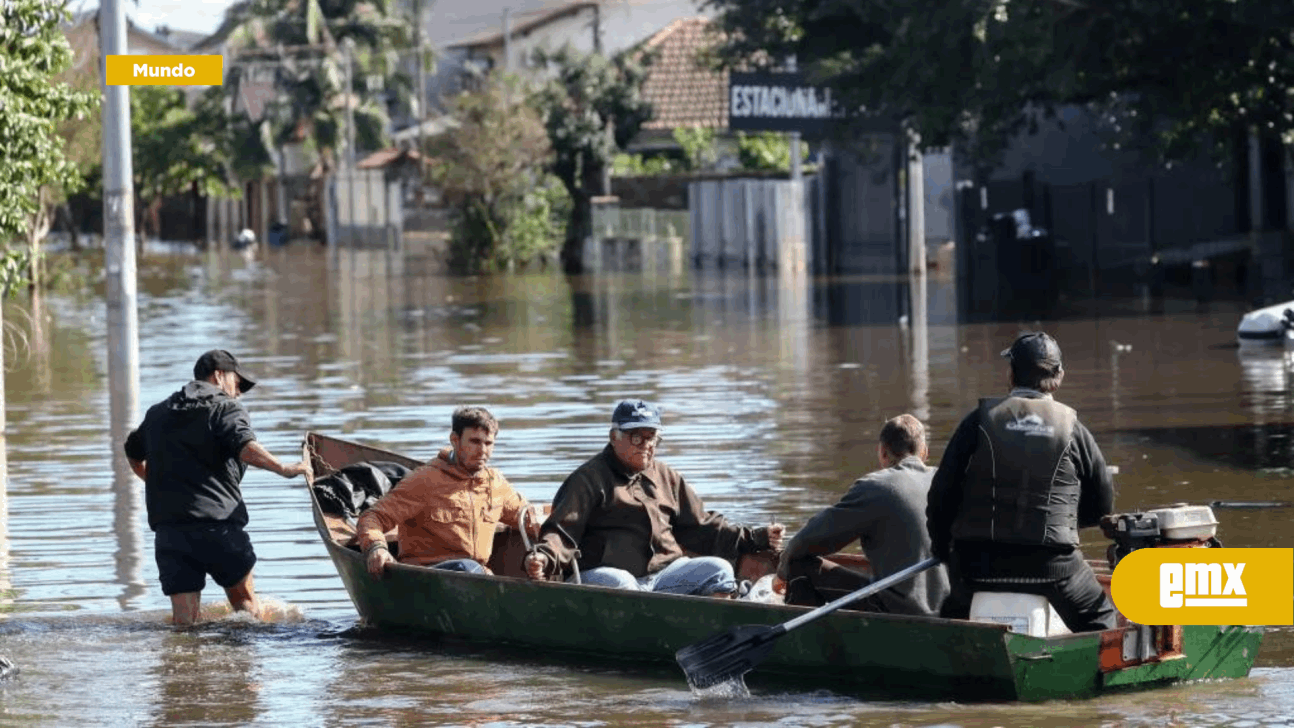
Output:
[357, 406, 536, 578]
[927, 332, 1118, 632]
[525, 399, 784, 596]
[777, 414, 950, 615]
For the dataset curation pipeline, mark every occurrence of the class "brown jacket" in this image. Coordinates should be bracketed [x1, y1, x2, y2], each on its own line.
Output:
[533, 445, 771, 578]
[356, 447, 527, 568]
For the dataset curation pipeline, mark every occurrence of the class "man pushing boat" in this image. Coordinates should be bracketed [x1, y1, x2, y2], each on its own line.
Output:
[124, 350, 311, 626]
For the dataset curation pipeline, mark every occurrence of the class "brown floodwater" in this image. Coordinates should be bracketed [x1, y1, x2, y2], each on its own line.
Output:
[0, 243, 1290, 726]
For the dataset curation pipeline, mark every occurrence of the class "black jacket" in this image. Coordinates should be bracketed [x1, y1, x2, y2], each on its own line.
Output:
[124, 381, 257, 530]
[927, 390, 1114, 575]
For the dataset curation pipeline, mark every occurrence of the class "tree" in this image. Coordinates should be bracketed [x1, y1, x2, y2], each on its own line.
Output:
[735, 131, 810, 172]
[0, 0, 98, 286]
[213, 0, 413, 163]
[532, 46, 655, 273]
[705, 0, 1294, 171]
[131, 87, 242, 240]
[432, 74, 566, 273]
[208, 0, 417, 237]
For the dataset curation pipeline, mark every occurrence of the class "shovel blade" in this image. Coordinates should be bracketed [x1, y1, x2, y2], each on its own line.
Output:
[675, 624, 780, 689]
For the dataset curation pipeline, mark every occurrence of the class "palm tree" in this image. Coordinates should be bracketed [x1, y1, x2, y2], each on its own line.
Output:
[205, 0, 417, 239]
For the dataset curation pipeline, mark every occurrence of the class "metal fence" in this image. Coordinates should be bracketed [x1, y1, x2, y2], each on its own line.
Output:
[327, 169, 404, 249]
[585, 205, 689, 274]
[687, 178, 814, 272]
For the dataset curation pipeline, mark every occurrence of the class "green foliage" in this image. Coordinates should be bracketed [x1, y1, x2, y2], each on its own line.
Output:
[433, 74, 563, 273]
[706, 0, 1294, 169]
[0, 248, 32, 298]
[673, 127, 718, 171]
[531, 46, 655, 271]
[612, 153, 679, 176]
[735, 131, 810, 172]
[132, 87, 241, 203]
[0, 0, 99, 244]
[215, 0, 417, 172]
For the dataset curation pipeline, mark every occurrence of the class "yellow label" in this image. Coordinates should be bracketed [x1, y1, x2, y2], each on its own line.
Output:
[105, 55, 223, 86]
[1111, 548, 1293, 625]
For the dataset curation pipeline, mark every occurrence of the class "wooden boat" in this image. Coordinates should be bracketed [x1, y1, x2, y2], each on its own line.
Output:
[303, 432, 1264, 702]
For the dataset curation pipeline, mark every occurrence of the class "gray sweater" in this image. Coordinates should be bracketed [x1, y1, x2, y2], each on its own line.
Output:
[779, 456, 950, 616]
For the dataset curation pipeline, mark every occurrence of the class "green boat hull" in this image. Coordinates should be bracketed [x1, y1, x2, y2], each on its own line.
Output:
[304, 432, 1264, 702]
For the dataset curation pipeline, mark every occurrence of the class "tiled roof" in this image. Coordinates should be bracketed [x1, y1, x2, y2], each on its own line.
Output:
[639, 17, 726, 131]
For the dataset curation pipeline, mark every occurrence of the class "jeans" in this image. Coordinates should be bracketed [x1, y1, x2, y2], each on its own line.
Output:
[573, 556, 737, 596]
[431, 559, 487, 574]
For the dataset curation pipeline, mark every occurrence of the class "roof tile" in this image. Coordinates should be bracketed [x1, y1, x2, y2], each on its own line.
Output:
[639, 17, 726, 131]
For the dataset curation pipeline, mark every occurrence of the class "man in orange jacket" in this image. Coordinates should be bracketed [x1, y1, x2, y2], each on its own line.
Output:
[357, 406, 536, 577]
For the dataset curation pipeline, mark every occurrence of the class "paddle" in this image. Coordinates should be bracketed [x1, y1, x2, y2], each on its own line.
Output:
[675, 557, 941, 689]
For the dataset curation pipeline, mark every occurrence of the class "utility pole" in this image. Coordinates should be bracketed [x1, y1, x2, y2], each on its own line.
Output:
[503, 8, 513, 72]
[907, 129, 926, 275]
[413, 0, 427, 160]
[787, 55, 802, 185]
[343, 38, 356, 247]
[100, 0, 140, 437]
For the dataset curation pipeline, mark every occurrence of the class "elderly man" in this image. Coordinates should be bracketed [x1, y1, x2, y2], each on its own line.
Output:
[358, 406, 536, 578]
[124, 350, 311, 626]
[927, 332, 1118, 632]
[525, 400, 784, 596]
[777, 414, 949, 615]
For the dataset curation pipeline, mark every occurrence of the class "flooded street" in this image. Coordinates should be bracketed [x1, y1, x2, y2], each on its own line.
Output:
[0, 244, 1292, 726]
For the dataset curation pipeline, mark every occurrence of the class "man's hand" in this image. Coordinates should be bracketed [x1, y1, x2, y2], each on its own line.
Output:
[524, 506, 543, 541]
[525, 552, 548, 581]
[767, 523, 786, 552]
[240, 442, 311, 479]
[366, 545, 394, 579]
[281, 459, 312, 479]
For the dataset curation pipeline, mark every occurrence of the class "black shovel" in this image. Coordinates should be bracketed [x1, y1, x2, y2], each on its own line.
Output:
[675, 557, 941, 689]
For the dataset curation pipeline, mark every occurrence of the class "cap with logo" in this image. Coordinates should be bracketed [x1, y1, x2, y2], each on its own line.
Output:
[193, 349, 257, 393]
[1001, 332, 1063, 374]
[611, 399, 663, 431]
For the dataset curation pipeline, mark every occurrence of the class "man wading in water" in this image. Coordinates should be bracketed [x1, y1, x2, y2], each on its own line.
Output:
[124, 350, 310, 626]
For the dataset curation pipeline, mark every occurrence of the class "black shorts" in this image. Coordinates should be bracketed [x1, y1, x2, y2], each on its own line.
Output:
[154, 522, 257, 596]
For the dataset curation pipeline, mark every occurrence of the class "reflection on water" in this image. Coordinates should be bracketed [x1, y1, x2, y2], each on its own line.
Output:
[0, 434, 9, 614]
[149, 631, 262, 727]
[0, 245, 1289, 725]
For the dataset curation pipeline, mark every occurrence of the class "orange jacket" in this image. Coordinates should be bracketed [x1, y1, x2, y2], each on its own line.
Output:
[356, 448, 527, 569]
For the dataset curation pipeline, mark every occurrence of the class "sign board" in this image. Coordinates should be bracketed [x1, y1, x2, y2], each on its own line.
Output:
[728, 71, 842, 135]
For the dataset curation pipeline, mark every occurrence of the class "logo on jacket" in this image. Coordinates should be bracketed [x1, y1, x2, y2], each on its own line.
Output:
[1005, 413, 1054, 437]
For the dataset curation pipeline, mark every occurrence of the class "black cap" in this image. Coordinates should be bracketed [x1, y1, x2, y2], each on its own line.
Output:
[193, 350, 257, 392]
[611, 399, 663, 431]
[1001, 332, 1063, 373]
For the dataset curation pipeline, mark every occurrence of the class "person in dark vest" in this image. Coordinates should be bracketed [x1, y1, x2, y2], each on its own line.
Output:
[777, 414, 949, 615]
[926, 332, 1118, 632]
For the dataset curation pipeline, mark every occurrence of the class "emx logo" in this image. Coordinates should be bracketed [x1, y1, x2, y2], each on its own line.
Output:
[1112, 548, 1293, 625]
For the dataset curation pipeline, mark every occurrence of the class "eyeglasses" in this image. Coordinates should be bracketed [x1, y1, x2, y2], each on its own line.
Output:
[623, 431, 662, 448]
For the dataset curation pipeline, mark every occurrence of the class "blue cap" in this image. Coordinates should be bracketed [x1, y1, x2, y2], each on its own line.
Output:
[612, 399, 663, 431]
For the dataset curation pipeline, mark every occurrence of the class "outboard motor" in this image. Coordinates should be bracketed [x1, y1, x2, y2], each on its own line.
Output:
[1101, 503, 1221, 569]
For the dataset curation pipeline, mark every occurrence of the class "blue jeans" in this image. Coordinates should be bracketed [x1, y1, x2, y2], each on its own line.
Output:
[432, 559, 486, 574]
[573, 556, 737, 596]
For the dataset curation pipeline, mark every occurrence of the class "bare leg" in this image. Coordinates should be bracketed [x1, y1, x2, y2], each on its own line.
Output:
[169, 592, 202, 627]
[223, 571, 261, 619]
